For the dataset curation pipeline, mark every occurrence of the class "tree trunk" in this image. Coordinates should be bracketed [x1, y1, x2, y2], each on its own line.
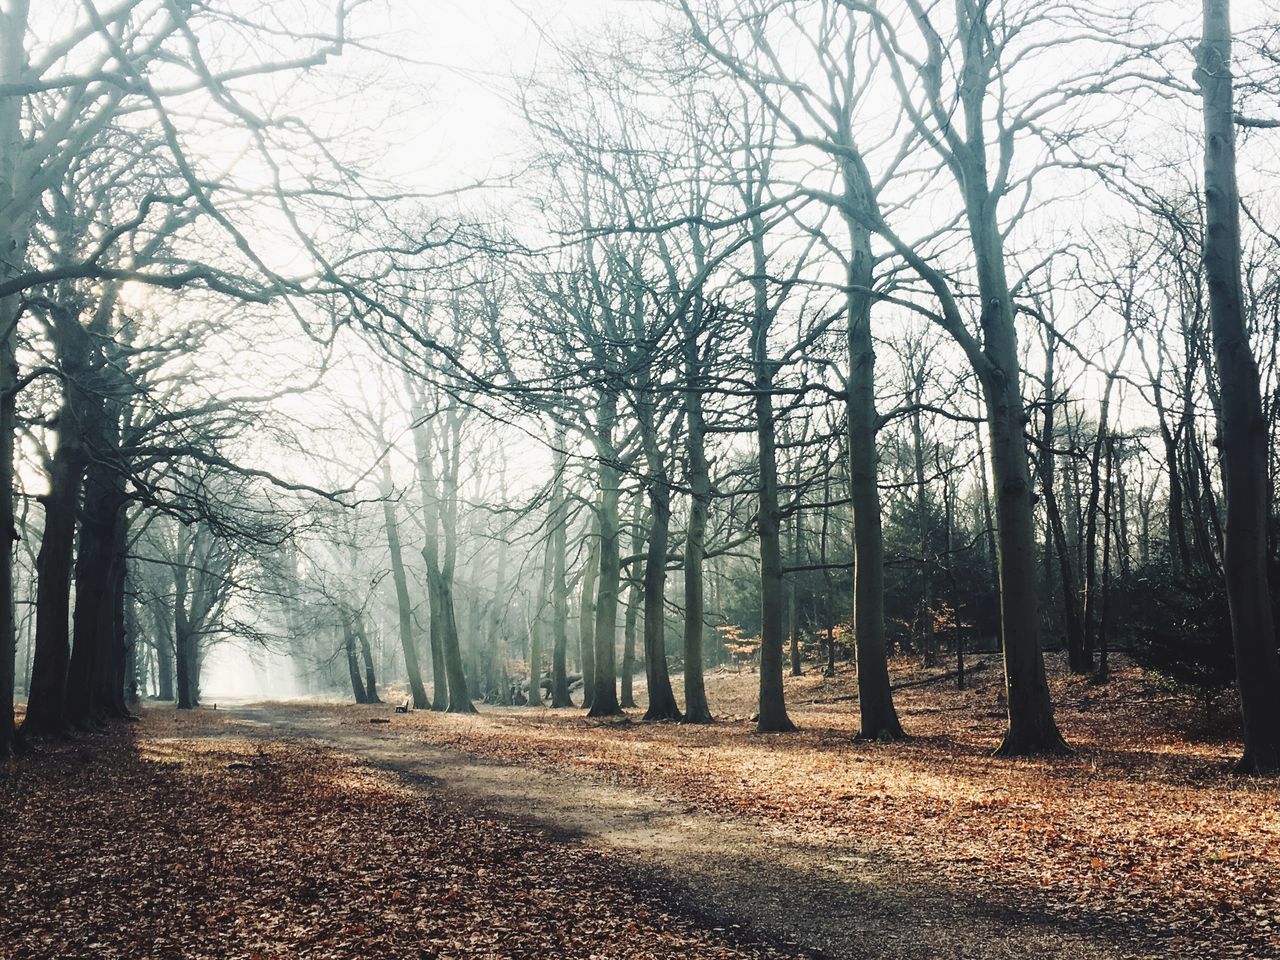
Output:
[408, 405, 448, 711]
[1196, 0, 1280, 773]
[641, 481, 681, 721]
[1038, 344, 1087, 672]
[788, 511, 803, 677]
[577, 523, 599, 710]
[64, 460, 125, 727]
[528, 534, 553, 708]
[621, 497, 643, 709]
[435, 574, 473, 713]
[382, 463, 429, 709]
[411, 409, 472, 714]
[98, 521, 129, 719]
[23, 436, 86, 733]
[751, 225, 795, 734]
[1082, 354, 1126, 670]
[974, 414, 1003, 653]
[844, 201, 902, 740]
[549, 432, 573, 708]
[587, 395, 623, 717]
[156, 637, 174, 702]
[682, 318, 714, 723]
[343, 616, 367, 705]
[1098, 434, 1116, 681]
[357, 614, 381, 704]
[0, 0, 30, 755]
[912, 399, 935, 667]
[175, 630, 201, 710]
[968, 204, 1066, 756]
[173, 529, 199, 710]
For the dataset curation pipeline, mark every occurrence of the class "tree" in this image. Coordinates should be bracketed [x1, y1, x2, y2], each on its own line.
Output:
[1195, 0, 1280, 773]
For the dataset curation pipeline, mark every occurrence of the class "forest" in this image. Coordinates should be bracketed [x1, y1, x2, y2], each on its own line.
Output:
[2, 0, 1279, 957]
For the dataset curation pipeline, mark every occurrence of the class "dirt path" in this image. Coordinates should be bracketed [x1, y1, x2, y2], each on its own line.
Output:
[213, 703, 1161, 960]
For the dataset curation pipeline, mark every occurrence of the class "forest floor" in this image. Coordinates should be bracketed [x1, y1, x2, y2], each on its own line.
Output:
[4, 654, 1278, 959]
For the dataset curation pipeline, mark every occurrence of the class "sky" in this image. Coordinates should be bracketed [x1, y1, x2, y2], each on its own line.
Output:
[354, 0, 649, 191]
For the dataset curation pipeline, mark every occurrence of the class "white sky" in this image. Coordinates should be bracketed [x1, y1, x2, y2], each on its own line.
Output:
[357, 0, 652, 190]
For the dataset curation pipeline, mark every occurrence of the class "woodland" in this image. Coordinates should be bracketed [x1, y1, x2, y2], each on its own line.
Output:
[2, 0, 1280, 957]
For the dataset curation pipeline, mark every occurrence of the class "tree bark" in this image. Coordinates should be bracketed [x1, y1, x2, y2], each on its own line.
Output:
[343, 614, 368, 705]
[154, 608, 175, 703]
[682, 309, 714, 723]
[356, 614, 381, 704]
[1196, 0, 1280, 773]
[788, 510, 803, 677]
[621, 496, 643, 709]
[381, 462, 429, 709]
[750, 221, 795, 734]
[843, 191, 902, 740]
[1038, 342, 1086, 672]
[968, 210, 1066, 756]
[577, 522, 599, 710]
[549, 432, 573, 708]
[641, 480, 681, 721]
[0, 0, 29, 755]
[64, 459, 126, 726]
[23, 353, 88, 732]
[528, 533, 553, 708]
[587, 392, 624, 717]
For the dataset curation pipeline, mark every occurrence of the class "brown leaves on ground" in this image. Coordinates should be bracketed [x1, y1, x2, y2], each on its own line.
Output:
[0, 713, 793, 960]
[309, 655, 1279, 960]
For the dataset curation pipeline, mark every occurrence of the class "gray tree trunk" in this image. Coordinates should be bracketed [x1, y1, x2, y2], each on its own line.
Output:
[382, 461, 429, 709]
[1196, 0, 1280, 773]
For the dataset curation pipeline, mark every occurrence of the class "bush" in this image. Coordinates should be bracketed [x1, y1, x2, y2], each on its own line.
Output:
[1120, 563, 1235, 725]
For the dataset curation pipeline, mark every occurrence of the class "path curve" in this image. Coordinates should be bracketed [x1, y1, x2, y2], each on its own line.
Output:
[216, 703, 1159, 960]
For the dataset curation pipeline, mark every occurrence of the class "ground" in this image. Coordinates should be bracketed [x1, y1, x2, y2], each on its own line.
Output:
[3, 655, 1278, 959]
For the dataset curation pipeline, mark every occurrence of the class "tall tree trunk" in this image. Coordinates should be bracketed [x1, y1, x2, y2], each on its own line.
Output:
[577, 523, 599, 710]
[24, 300, 97, 733]
[526, 610, 543, 707]
[819, 472, 837, 678]
[968, 209, 1066, 756]
[1098, 434, 1116, 682]
[587, 394, 623, 717]
[528, 533, 553, 708]
[173, 528, 199, 710]
[621, 496, 643, 709]
[549, 432, 573, 708]
[437, 413, 475, 714]
[408, 403, 448, 711]
[843, 202, 901, 740]
[152, 602, 175, 702]
[411, 410, 472, 713]
[357, 614, 381, 704]
[788, 511, 803, 677]
[1196, 0, 1280, 773]
[97, 519, 129, 719]
[64, 460, 125, 727]
[435, 575, 473, 713]
[912, 396, 934, 668]
[175, 630, 201, 710]
[382, 463, 428, 709]
[1082, 352, 1127, 669]
[23, 432, 86, 733]
[343, 616, 367, 705]
[641, 480, 681, 721]
[751, 223, 795, 734]
[1038, 344, 1086, 672]
[682, 319, 714, 723]
[0, 0, 29, 755]
[974, 413, 1002, 653]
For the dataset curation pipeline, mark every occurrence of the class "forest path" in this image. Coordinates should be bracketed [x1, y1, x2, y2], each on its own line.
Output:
[216, 702, 1158, 960]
